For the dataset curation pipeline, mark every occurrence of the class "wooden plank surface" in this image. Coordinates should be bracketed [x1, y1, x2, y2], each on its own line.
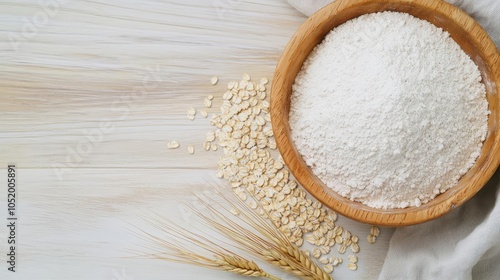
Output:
[0, 0, 393, 279]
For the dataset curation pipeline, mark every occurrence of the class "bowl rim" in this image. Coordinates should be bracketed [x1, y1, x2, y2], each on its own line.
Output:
[270, 0, 500, 226]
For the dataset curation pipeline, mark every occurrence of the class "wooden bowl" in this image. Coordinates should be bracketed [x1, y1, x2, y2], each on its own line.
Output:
[270, 0, 500, 226]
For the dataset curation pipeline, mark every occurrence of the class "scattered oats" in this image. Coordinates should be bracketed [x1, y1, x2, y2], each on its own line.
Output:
[335, 235, 343, 244]
[348, 263, 358, 271]
[371, 226, 381, 237]
[323, 264, 334, 274]
[334, 226, 343, 236]
[253, 106, 261, 115]
[262, 100, 269, 109]
[319, 257, 329, 265]
[295, 238, 303, 247]
[211, 143, 218, 151]
[242, 73, 251, 81]
[223, 91, 233, 100]
[264, 113, 271, 123]
[187, 110, 197, 121]
[208, 94, 214, 100]
[325, 234, 337, 247]
[276, 193, 286, 202]
[312, 248, 321, 259]
[320, 246, 330, 255]
[255, 116, 266, 126]
[228, 81, 237, 89]
[304, 250, 311, 257]
[204, 98, 212, 108]
[338, 244, 347, 254]
[327, 212, 338, 222]
[269, 139, 277, 150]
[306, 234, 317, 245]
[348, 255, 358, 263]
[200, 109, 208, 118]
[293, 229, 303, 240]
[203, 141, 211, 151]
[263, 127, 273, 137]
[316, 237, 326, 246]
[207, 131, 216, 142]
[331, 257, 340, 266]
[343, 230, 352, 240]
[246, 82, 255, 91]
[351, 243, 360, 253]
[210, 76, 218, 85]
[367, 235, 376, 244]
[260, 77, 269, 85]
[344, 239, 353, 247]
[351, 235, 359, 243]
[168, 141, 180, 149]
[188, 144, 195, 154]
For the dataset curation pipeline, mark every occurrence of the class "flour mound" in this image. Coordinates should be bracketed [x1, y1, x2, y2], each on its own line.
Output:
[289, 12, 489, 209]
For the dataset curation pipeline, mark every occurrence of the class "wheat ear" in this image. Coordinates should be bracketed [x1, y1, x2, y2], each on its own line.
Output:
[215, 255, 280, 280]
[137, 215, 281, 280]
[278, 246, 332, 280]
[193, 190, 333, 280]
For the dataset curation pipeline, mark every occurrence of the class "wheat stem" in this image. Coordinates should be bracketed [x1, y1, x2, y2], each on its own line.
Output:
[145, 229, 280, 279]
[138, 186, 332, 280]
[193, 189, 333, 280]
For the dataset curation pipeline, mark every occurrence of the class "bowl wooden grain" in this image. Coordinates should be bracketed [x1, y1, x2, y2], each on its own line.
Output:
[270, 0, 500, 226]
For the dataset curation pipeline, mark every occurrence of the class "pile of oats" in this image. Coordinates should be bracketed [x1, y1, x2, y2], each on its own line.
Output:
[176, 74, 381, 275]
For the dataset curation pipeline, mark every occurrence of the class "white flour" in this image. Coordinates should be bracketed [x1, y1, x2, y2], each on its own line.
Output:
[289, 12, 489, 209]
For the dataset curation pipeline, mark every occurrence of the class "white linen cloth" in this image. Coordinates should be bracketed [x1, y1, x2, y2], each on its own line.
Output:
[287, 1, 500, 279]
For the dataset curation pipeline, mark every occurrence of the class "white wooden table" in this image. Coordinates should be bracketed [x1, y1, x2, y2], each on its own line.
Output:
[0, 1, 393, 279]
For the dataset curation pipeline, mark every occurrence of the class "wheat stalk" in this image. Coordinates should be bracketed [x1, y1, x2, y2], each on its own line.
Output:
[191, 189, 333, 280]
[138, 216, 280, 280]
[137, 186, 332, 280]
[154, 249, 279, 280]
